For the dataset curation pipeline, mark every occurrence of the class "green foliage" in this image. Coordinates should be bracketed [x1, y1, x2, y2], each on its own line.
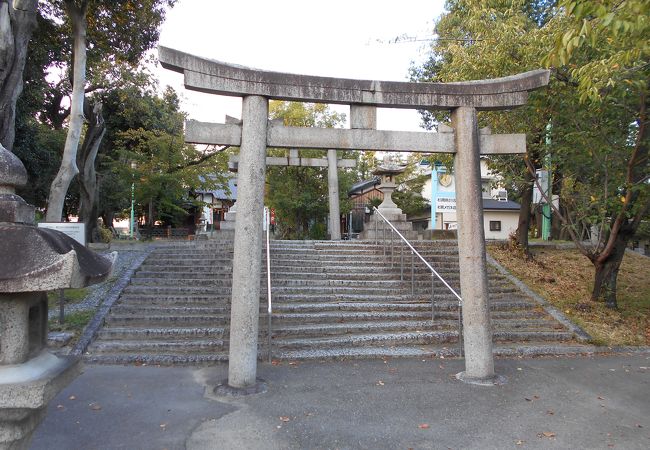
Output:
[13, 119, 65, 208]
[545, 0, 649, 103]
[99, 226, 112, 243]
[47, 288, 89, 308]
[412, 0, 649, 306]
[48, 309, 94, 335]
[394, 173, 431, 216]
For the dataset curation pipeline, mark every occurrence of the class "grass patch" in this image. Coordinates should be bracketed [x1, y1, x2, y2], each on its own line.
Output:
[488, 244, 650, 347]
[47, 288, 89, 309]
[48, 309, 95, 346]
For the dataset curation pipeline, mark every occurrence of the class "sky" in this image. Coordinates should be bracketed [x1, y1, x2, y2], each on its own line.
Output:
[156, 0, 446, 132]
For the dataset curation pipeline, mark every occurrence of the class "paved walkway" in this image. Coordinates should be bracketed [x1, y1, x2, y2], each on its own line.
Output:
[31, 353, 649, 449]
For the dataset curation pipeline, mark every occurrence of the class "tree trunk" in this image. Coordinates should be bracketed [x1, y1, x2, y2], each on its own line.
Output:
[101, 210, 114, 232]
[0, 0, 37, 152]
[591, 83, 650, 309]
[45, 1, 88, 221]
[515, 170, 534, 255]
[591, 227, 631, 309]
[77, 99, 105, 243]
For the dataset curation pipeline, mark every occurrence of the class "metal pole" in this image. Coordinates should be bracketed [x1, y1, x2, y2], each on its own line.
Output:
[265, 207, 272, 364]
[58, 288, 65, 325]
[400, 242, 404, 281]
[382, 219, 386, 256]
[390, 229, 394, 268]
[431, 273, 435, 321]
[411, 251, 414, 295]
[130, 181, 135, 238]
[375, 214, 378, 246]
[130, 161, 136, 239]
[458, 303, 464, 357]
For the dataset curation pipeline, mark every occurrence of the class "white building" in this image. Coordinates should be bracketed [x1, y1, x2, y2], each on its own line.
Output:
[416, 159, 520, 240]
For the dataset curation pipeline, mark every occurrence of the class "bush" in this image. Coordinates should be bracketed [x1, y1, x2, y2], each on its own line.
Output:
[309, 222, 328, 240]
[99, 226, 113, 243]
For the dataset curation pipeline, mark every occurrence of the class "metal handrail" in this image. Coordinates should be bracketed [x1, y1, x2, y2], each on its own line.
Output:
[264, 206, 272, 363]
[372, 207, 463, 356]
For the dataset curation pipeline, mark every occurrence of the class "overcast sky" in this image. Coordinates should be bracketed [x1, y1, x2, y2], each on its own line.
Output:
[156, 0, 445, 131]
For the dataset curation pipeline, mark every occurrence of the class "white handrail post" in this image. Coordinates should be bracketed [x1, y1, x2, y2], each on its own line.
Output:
[265, 206, 272, 363]
[375, 216, 378, 246]
[411, 250, 415, 295]
[400, 242, 404, 281]
[431, 273, 435, 321]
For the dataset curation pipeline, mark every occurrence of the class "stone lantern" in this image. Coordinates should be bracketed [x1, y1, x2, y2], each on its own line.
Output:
[373, 154, 407, 215]
[0, 145, 114, 449]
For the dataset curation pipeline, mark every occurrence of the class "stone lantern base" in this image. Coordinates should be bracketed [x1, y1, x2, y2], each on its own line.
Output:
[0, 351, 81, 450]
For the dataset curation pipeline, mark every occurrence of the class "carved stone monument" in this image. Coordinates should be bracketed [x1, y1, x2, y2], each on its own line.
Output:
[0, 145, 114, 449]
[359, 155, 419, 241]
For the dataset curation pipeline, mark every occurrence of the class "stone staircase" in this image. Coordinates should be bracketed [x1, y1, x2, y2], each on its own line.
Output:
[84, 239, 583, 365]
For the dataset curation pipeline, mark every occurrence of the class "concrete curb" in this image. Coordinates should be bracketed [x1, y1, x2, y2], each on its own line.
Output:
[486, 253, 593, 342]
[71, 246, 156, 356]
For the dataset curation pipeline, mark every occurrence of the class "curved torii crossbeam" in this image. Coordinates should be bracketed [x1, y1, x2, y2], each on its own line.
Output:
[159, 46, 549, 110]
[159, 46, 550, 389]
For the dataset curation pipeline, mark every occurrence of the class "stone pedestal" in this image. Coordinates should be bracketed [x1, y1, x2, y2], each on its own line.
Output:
[359, 212, 419, 241]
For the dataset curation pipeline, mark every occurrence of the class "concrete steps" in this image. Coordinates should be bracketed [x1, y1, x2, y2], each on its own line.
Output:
[85, 239, 583, 365]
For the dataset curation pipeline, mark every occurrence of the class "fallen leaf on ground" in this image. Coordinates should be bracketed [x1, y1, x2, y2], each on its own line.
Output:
[546, 410, 555, 415]
[56, 404, 64, 410]
[279, 416, 290, 422]
[89, 403, 101, 411]
[418, 424, 430, 429]
[376, 380, 385, 386]
[597, 396, 605, 400]
[160, 423, 167, 429]
[271, 360, 281, 366]
[288, 362, 298, 366]
[515, 440, 525, 445]
[68, 395, 76, 400]
[540, 431, 556, 438]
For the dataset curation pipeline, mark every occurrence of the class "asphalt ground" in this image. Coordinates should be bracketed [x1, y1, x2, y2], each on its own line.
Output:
[31, 353, 650, 450]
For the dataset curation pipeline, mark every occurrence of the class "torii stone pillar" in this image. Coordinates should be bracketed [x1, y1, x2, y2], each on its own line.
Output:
[228, 96, 268, 389]
[228, 147, 355, 240]
[326, 149, 341, 239]
[452, 107, 495, 382]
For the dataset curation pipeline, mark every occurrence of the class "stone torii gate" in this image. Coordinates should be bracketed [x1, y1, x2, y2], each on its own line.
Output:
[159, 46, 549, 389]
[225, 136, 356, 240]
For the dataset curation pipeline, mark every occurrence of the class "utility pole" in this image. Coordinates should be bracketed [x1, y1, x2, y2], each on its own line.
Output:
[542, 123, 552, 241]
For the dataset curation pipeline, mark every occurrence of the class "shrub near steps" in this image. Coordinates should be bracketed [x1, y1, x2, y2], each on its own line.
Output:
[85, 239, 582, 365]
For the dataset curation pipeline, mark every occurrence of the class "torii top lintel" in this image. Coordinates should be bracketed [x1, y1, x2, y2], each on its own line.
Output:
[159, 46, 550, 111]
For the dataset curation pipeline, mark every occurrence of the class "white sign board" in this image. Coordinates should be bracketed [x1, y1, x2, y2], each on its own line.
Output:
[435, 196, 457, 212]
[533, 169, 549, 204]
[38, 222, 85, 246]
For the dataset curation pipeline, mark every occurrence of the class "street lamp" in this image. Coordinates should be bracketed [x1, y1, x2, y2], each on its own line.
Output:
[130, 161, 136, 239]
